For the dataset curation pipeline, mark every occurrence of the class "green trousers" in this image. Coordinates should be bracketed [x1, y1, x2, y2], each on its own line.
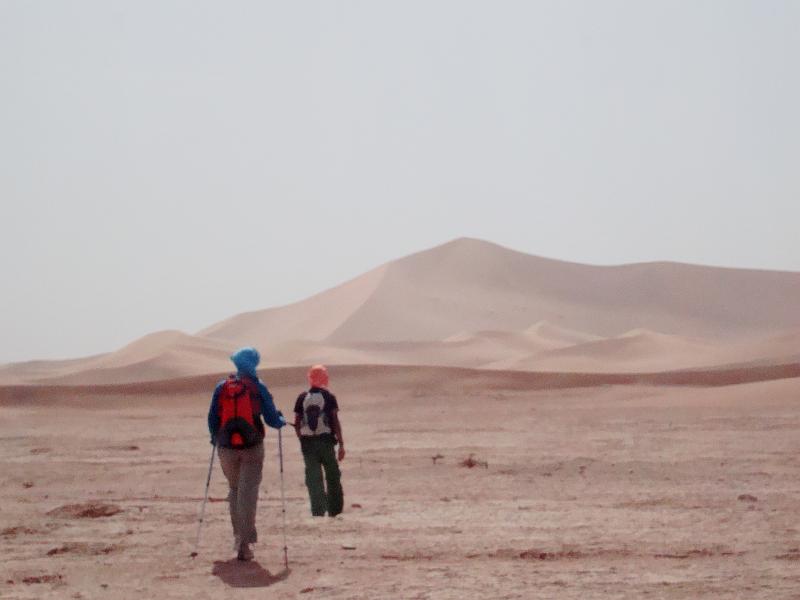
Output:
[300, 436, 343, 517]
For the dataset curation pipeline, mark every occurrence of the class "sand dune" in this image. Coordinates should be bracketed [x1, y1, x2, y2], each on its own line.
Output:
[0, 354, 108, 384]
[722, 328, 800, 366]
[89, 330, 233, 371]
[260, 325, 589, 372]
[2, 238, 799, 384]
[446, 326, 571, 351]
[492, 328, 800, 374]
[523, 320, 603, 345]
[492, 329, 718, 372]
[1, 331, 235, 385]
[261, 340, 378, 369]
[202, 238, 800, 348]
[196, 238, 800, 377]
[199, 265, 390, 347]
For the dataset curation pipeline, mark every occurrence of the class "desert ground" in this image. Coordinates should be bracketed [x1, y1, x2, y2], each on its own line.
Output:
[2, 365, 799, 599]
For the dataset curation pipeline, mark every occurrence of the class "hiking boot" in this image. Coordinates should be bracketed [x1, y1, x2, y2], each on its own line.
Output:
[237, 542, 254, 561]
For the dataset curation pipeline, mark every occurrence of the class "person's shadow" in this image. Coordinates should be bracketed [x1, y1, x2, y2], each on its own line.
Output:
[212, 559, 290, 588]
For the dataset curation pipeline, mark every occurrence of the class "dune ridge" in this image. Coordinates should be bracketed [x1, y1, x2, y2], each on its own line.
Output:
[2, 238, 799, 385]
[202, 238, 800, 348]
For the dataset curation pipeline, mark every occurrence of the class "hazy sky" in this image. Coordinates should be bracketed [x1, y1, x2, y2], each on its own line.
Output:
[1, 1, 798, 363]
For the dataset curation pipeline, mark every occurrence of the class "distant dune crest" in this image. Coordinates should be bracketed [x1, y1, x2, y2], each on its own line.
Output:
[524, 321, 602, 345]
[2, 238, 799, 384]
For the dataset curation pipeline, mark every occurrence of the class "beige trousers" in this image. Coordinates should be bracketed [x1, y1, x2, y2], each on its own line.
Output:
[218, 442, 264, 545]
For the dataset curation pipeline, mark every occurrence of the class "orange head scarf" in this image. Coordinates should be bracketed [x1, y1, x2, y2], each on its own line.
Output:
[308, 364, 329, 389]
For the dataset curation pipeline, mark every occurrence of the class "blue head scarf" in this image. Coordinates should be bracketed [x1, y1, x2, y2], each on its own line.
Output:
[230, 347, 260, 378]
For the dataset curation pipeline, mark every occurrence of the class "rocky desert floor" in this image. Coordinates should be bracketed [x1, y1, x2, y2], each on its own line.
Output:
[1, 366, 799, 599]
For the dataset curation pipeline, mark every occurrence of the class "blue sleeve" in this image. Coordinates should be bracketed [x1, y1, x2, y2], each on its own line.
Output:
[208, 382, 223, 443]
[258, 380, 286, 429]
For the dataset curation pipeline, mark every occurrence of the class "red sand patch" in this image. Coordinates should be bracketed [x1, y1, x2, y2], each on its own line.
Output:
[776, 548, 800, 561]
[519, 549, 585, 560]
[460, 454, 488, 469]
[46, 543, 117, 556]
[21, 574, 63, 585]
[47, 503, 123, 519]
[1, 526, 41, 536]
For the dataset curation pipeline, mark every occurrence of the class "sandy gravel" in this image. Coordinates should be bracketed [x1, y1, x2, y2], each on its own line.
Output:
[1, 367, 799, 599]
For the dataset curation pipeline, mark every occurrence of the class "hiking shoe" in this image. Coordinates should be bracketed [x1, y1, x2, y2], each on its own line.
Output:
[237, 543, 254, 561]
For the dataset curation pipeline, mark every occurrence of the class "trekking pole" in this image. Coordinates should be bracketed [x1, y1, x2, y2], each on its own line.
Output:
[190, 442, 217, 558]
[278, 428, 289, 569]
